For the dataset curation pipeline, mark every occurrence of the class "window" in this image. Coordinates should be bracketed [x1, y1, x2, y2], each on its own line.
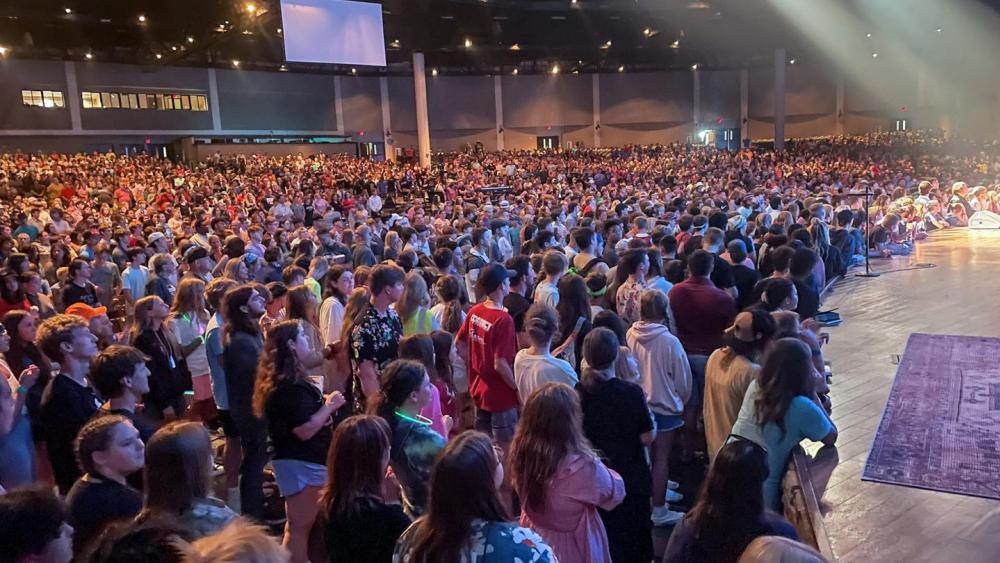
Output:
[138, 94, 149, 109]
[192, 95, 208, 111]
[82, 91, 102, 108]
[21, 90, 66, 108]
[172, 95, 182, 110]
[179, 95, 191, 110]
[109, 93, 121, 108]
[895, 119, 908, 131]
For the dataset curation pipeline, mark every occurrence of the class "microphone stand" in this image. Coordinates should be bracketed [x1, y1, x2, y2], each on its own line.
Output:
[855, 190, 880, 278]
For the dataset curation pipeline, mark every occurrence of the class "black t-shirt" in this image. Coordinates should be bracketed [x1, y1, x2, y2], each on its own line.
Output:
[710, 254, 736, 291]
[265, 379, 333, 464]
[576, 377, 653, 496]
[66, 477, 143, 555]
[40, 374, 101, 494]
[794, 278, 820, 320]
[503, 292, 531, 334]
[62, 281, 100, 308]
[732, 264, 761, 310]
[324, 497, 411, 563]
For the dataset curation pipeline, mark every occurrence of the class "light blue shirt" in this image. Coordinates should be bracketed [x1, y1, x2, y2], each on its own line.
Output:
[762, 396, 833, 510]
[205, 313, 228, 410]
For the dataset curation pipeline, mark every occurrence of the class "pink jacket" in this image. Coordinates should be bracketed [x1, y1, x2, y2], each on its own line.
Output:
[520, 453, 626, 563]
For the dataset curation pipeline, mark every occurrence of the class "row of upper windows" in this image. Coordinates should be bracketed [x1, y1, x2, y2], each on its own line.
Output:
[20, 89, 208, 111]
[82, 92, 209, 111]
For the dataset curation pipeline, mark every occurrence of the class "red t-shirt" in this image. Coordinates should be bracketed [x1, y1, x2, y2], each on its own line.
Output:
[457, 303, 518, 412]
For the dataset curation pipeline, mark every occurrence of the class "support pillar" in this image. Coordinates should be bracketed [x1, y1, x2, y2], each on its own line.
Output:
[740, 69, 749, 145]
[494, 75, 505, 151]
[774, 48, 786, 150]
[379, 76, 396, 162]
[334, 76, 345, 136]
[412, 52, 431, 168]
[692, 67, 701, 137]
[592, 73, 601, 148]
[835, 74, 845, 136]
[65, 62, 82, 132]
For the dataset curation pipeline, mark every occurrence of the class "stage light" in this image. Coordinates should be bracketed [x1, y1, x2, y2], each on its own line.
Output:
[464, 38, 472, 48]
[85, 52, 93, 60]
[232, 59, 240, 67]
[551, 65, 560, 74]
[138, 15, 147, 23]
[187, 36, 195, 43]
[431, 68, 438, 76]
[64, 7, 72, 14]
[510, 43, 520, 51]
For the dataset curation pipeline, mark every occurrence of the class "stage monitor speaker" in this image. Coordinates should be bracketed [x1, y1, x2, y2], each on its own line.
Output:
[969, 211, 1000, 230]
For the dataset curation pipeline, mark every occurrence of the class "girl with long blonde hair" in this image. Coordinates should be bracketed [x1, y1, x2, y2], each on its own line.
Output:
[169, 278, 212, 420]
[396, 271, 439, 336]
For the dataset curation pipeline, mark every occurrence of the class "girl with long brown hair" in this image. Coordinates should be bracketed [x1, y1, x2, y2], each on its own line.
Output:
[509, 382, 625, 563]
[252, 320, 346, 563]
[168, 278, 212, 420]
[397, 334, 451, 439]
[321, 415, 410, 563]
[285, 285, 328, 385]
[129, 295, 187, 420]
[393, 431, 555, 563]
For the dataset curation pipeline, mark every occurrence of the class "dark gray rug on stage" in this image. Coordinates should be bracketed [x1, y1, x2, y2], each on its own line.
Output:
[863, 333, 1000, 500]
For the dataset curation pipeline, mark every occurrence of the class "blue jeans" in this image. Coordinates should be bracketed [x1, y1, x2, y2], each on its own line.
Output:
[688, 354, 710, 409]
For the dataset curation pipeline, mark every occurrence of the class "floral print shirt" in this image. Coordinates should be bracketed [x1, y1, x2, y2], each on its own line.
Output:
[393, 519, 557, 563]
[350, 306, 403, 412]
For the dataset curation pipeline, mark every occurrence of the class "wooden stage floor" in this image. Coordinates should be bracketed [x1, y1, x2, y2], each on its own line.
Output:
[817, 228, 1000, 562]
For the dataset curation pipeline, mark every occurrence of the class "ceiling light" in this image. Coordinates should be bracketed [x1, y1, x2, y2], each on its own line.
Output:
[510, 43, 520, 51]
[155, 53, 162, 60]
[245, 2, 257, 15]
[277, 28, 282, 34]
[431, 68, 438, 76]
[512, 68, 518, 75]
[279, 64, 287, 71]
[602, 40, 612, 49]
[0, 46, 7, 56]
[789, 58, 796, 65]
[464, 38, 472, 48]
[85, 52, 93, 60]
[64, 8, 72, 14]
[551, 65, 560, 74]
[936, 27, 943, 33]
[691, 63, 699, 70]
[232, 59, 240, 67]
[138, 15, 146, 23]
[866, 32, 872, 38]
[671, 40, 680, 48]
[871, 52, 878, 58]
[351, 68, 357, 74]
[572, 69, 579, 74]
[171, 45, 178, 51]
[618, 65, 624, 72]
[643, 28, 651, 36]
[187, 36, 194, 43]
[572, 0, 578, 3]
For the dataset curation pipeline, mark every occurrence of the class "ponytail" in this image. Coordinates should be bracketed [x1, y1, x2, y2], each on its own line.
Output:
[365, 359, 427, 431]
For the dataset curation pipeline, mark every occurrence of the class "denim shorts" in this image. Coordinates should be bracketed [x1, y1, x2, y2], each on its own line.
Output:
[270, 459, 327, 497]
[653, 412, 685, 433]
[475, 406, 519, 443]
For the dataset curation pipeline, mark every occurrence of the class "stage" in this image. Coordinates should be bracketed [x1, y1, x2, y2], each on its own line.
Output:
[816, 229, 1000, 562]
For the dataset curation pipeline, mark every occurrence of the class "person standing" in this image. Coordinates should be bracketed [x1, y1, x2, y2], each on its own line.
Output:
[221, 284, 268, 520]
[349, 264, 405, 413]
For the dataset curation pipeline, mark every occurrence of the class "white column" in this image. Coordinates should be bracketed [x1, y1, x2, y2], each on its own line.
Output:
[592, 73, 601, 148]
[64, 62, 82, 132]
[835, 74, 845, 136]
[379, 76, 396, 162]
[773, 48, 786, 150]
[207, 68, 223, 132]
[692, 68, 701, 132]
[740, 69, 749, 145]
[494, 75, 504, 151]
[334, 75, 345, 136]
[412, 52, 431, 168]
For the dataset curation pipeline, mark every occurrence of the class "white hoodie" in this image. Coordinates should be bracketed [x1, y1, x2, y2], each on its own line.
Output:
[626, 321, 692, 417]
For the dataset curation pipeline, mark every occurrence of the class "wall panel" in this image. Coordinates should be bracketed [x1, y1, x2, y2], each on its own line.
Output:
[388, 77, 417, 132]
[699, 70, 740, 123]
[340, 76, 382, 136]
[216, 69, 337, 131]
[502, 74, 592, 128]
[0, 60, 72, 130]
[600, 72, 693, 124]
[428, 76, 495, 130]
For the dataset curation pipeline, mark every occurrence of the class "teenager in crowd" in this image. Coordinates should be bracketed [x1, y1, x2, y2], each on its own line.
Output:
[533, 250, 567, 308]
[322, 415, 411, 563]
[66, 415, 145, 555]
[513, 303, 578, 401]
[367, 359, 445, 517]
[397, 334, 450, 439]
[510, 382, 625, 562]
[38, 314, 102, 494]
[220, 284, 267, 520]
[577, 328, 655, 563]
[201, 277, 240, 509]
[3, 309, 51, 473]
[349, 263, 405, 413]
[627, 289, 691, 526]
[88, 345, 157, 443]
[140, 421, 237, 537]
[285, 285, 328, 383]
[664, 438, 799, 562]
[615, 248, 649, 326]
[129, 295, 188, 420]
[0, 486, 74, 563]
[554, 273, 591, 370]
[397, 271, 440, 336]
[590, 310, 642, 384]
[393, 431, 556, 562]
[0, 318, 41, 490]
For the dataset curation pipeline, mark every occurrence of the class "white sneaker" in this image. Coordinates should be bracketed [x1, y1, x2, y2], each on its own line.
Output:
[651, 505, 685, 526]
[665, 489, 684, 503]
[668, 480, 680, 490]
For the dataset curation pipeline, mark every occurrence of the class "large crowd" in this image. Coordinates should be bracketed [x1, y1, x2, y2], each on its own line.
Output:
[1, 130, 1000, 563]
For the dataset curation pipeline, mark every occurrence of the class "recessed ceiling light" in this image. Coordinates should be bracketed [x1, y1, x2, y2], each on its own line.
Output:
[279, 64, 287, 71]
[232, 60, 240, 67]
[512, 68, 518, 75]
[871, 52, 878, 58]
[936, 27, 943, 33]
[618, 65, 625, 72]
[643, 28, 651, 36]
[789, 58, 796, 64]
[85, 52, 93, 60]
[691, 63, 699, 70]
[187, 36, 194, 43]
[866, 32, 872, 38]
[155, 53, 163, 60]
[551, 65, 560, 74]
[245, 2, 257, 15]
[671, 40, 680, 48]
[464, 38, 472, 48]
[351, 68, 357, 74]
[0, 46, 8, 56]
[431, 68, 438, 76]
[602, 40, 611, 49]
[171, 45, 178, 51]
[510, 44, 520, 51]
[64, 7, 72, 14]
[138, 15, 146, 23]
